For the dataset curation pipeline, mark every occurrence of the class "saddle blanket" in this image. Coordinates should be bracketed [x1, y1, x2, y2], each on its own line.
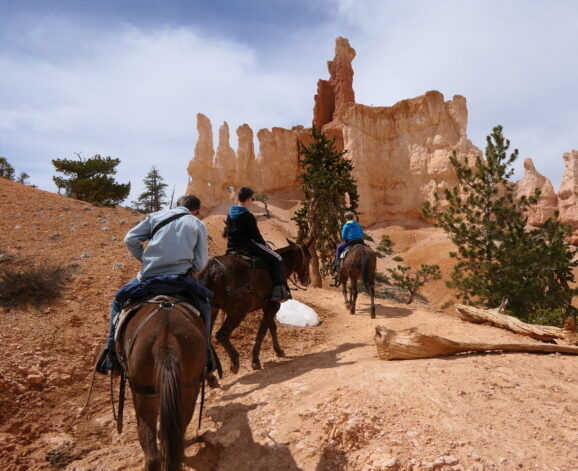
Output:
[340, 243, 364, 260]
[113, 295, 199, 344]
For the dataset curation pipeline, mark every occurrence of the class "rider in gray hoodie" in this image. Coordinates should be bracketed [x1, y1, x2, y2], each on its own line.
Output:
[96, 195, 208, 374]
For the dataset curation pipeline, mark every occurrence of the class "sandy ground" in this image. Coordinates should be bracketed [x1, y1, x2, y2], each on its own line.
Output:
[1, 178, 577, 471]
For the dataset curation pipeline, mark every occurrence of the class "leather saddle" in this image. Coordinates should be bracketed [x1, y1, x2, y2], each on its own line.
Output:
[226, 248, 269, 269]
[340, 240, 365, 260]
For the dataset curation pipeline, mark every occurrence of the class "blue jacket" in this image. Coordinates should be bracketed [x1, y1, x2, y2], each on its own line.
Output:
[341, 220, 364, 242]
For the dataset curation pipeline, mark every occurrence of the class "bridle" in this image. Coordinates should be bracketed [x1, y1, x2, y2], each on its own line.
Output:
[287, 243, 310, 290]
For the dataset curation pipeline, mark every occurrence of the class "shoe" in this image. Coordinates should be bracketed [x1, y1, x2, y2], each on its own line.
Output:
[270, 285, 292, 303]
[95, 348, 122, 375]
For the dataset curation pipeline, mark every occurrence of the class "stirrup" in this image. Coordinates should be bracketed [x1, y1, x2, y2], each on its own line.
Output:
[95, 348, 121, 375]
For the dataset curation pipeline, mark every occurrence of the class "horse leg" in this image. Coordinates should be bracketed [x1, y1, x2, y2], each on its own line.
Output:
[215, 312, 244, 374]
[251, 303, 278, 370]
[133, 394, 161, 471]
[341, 273, 350, 308]
[266, 303, 284, 358]
[350, 276, 358, 315]
[370, 284, 376, 319]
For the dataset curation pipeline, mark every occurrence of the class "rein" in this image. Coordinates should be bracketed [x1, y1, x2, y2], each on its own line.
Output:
[287, 243, 310, 290]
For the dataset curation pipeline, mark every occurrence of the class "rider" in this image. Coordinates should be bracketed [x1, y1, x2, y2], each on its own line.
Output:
[333, 210, 365, 271]
[224, 186, 291, 302]
[95, 194, 209, 375]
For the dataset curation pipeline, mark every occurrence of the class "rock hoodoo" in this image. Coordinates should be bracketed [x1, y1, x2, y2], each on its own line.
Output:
[557, 149, 578, 242]
[516, 158, 558, 227]
[186, 37, 574, 230]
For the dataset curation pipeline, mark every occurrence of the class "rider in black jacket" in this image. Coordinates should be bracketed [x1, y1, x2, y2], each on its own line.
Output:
[225, 187, 290, 302]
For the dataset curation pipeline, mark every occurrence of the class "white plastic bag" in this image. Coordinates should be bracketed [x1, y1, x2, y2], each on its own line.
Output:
[276, 299, 320, 327]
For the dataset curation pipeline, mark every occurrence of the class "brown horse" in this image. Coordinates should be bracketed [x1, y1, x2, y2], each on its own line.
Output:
[199, 234, 314, 373]
[116, 296, 207, 471]
[338, 244, 376, 318]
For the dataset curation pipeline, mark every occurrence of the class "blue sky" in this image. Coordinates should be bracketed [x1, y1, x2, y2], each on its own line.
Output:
[1, 0, 577, 204]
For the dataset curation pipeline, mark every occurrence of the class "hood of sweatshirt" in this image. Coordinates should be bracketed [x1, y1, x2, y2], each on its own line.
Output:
[229, 205, 249, 220]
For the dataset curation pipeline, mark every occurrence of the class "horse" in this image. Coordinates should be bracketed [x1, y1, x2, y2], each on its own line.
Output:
[199, 233, 315, 373]
[338, 244, 376, 318]
[116, 296, 207, 471]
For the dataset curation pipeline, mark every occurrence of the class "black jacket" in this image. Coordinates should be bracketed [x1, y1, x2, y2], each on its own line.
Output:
[225, 208, 266, 248]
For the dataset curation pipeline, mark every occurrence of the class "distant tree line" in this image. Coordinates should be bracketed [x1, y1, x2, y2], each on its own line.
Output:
[0, 157, 31, 185]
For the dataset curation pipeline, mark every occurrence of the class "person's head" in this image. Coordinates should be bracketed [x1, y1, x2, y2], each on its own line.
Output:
[344, 211, 355, 221]
[176, 195, 201, 215]
[238, 186, 254, 203]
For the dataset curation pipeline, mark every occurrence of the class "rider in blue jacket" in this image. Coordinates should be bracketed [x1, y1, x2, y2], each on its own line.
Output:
[334, 211, 364, 270]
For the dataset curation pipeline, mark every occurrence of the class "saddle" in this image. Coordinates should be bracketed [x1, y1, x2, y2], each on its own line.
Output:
[114, 294, 199, 344]
[226, 248, 269, 269]
[339, 240, 365, 260]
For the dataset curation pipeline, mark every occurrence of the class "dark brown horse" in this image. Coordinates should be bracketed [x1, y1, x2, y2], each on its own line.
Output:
[338, 244, 376, 318]
[199, 234, 314, 373]
[116, 296, 207, 471]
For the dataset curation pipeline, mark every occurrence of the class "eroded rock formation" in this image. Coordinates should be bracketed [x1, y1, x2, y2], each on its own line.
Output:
[322, 91, 479, 223]
[186, 37, 575, 233]
[516, 158, 558, 226]
[557, 150, 578, 242]
[186, 118, 302, 207]
[313, 37, 356, 129]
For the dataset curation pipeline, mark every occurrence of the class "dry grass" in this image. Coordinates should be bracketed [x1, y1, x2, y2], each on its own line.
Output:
[0, 260, 69, 308]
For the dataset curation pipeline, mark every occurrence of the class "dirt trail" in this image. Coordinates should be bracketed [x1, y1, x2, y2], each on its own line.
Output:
[1, 179, 577, 471]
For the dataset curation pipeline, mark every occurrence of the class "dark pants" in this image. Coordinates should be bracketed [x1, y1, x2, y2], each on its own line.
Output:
[335, 238, 364, 265]
[246, 241, 286, 286]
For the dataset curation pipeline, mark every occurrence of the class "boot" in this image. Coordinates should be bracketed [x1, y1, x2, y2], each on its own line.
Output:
[271, 284, 291, 302]
[95, 347, 122, 375]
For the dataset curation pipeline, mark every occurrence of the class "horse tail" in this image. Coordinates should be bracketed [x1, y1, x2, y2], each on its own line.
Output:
[361, 248, 372, 293]
[154, 332, 184, 471]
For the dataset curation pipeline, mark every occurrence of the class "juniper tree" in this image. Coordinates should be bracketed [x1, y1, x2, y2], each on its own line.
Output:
[16, 172, 30, 185]
[386, 256, 442, 304]
[253, 192, 270, 218]
[52, 153, 130, 207]
[293, 127, 359, 284]
[423, 125, 577, 324]
[0, 157, 15, 180]
[135, 166, 168, 213]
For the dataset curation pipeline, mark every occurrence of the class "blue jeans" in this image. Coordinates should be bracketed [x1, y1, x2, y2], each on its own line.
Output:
[105, 277, 139, 351]
[335, 241, 349, 265]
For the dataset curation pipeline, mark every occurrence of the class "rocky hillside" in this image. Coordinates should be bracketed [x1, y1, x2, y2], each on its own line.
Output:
[1, 179, 577, 471]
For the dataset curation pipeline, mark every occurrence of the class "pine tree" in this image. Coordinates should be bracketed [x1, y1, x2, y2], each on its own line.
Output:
[135, 166, 168, 213]
[0, 157, 15, 180]
[423, 125, 577, 324]
[52, 154, 130, 207]
[293, 127, 359, 284]
[16, 172, 30, 185]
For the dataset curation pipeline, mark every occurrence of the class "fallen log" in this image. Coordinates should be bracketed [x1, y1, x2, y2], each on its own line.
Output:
[374, 326, 578, 361]
[454, 304, 578, 346]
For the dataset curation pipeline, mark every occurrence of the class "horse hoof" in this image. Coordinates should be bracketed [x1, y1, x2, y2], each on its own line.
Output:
[230, 364, 239, 375]
[206, 374, 220, 389]
[275, 349, 286, 358]
[251, 361, 262, 370]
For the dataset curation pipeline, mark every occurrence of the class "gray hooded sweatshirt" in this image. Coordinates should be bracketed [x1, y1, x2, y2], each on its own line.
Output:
[124, 206, 208, 281]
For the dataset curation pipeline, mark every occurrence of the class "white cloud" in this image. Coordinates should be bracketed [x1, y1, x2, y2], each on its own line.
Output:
[1, 24, 316, 200]
[332, 0, 578, 186]
[2, 1, 577, 202]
